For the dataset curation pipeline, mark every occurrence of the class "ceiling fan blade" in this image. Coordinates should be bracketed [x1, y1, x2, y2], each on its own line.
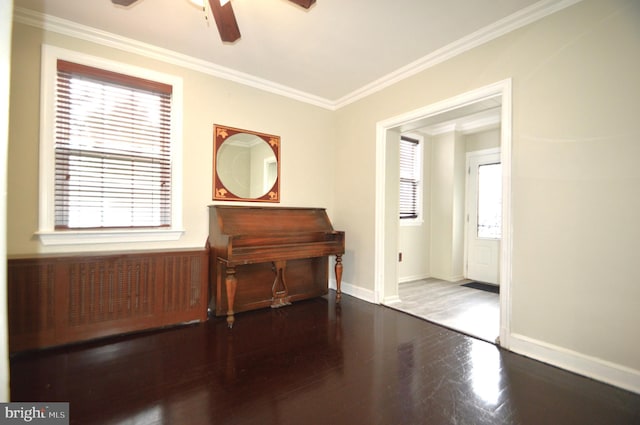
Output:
[288, 0, 316, 8]
[111, 0, 139, 6]
[208, 0, 241, 43]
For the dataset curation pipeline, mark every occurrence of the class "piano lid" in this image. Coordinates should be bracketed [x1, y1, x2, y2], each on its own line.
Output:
[210, 205, 336, 235]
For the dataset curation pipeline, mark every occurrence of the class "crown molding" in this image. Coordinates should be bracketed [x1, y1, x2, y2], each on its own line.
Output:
[458, 114, 502, 134]
[333, 0, 583, 109]
[14, 0, 582, 112]
[423, 112, 502, 136]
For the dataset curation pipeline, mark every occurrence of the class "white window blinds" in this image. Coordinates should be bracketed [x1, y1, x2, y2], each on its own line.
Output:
[54, 60, 173, 229]
[399, 135, 419, 220]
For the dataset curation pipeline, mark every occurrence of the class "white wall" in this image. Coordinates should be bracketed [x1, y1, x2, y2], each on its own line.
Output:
[429, 132, 454, 280]
[428, 131, 465, 281]
[382, 129, 400, 302]
[451, 131, 466, 281]
[335, 0, 640, 391]
[465, 128, 500, 153]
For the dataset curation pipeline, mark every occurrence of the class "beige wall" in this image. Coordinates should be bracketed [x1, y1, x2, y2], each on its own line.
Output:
[8, 23, 336, 255]
[335, 0, 640, 376]
[1, 0, 13, 403]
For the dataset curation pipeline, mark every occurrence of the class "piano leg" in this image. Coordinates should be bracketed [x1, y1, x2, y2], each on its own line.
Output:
[335, 254, 343, 303]
[225, 266, 237, 328]
[271, 260, 292, 308]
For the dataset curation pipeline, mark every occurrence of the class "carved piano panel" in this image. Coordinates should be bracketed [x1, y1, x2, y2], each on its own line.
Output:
[208, 206, 345, 326]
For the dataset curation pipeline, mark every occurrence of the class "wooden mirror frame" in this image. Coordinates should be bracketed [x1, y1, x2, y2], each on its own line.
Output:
[213, 124, 280, 202]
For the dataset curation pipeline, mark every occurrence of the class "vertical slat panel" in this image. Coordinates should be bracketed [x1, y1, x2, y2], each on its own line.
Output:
[8, 262, 55, 334]
[164, 255, 175, 312]
[163, 253, 206, 317]
[7, 261, 56, 350]
[68, 257, 158, 326]
[190, 256, 202, 308]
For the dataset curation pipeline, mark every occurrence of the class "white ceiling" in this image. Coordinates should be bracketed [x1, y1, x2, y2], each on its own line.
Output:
[14, 0, 576, 108]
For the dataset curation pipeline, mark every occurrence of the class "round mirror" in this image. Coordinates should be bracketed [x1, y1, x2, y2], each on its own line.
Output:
[213, 125, 280, 202]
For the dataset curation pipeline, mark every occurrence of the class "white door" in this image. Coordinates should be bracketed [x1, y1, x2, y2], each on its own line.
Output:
[465, 151, 501, 285]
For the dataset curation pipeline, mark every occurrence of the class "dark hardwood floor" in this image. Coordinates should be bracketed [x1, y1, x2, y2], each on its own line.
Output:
[10, 292, 640, 425]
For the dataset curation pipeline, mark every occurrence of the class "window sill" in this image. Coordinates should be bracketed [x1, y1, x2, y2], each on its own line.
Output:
[36, 228, 185, 246]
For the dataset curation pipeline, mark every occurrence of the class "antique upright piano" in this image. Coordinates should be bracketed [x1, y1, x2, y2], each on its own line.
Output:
[208, 206, 345, 327]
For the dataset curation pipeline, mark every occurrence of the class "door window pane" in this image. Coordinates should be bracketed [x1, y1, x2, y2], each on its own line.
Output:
[477, 163, 502, 239]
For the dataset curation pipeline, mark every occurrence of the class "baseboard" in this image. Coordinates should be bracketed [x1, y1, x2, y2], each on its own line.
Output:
[383, 295, 402, 305]
[398, 274, 430, 284]
[430, 273, 465, 282]
[330, 279, 376, 304]
[509, 333, 640, 395]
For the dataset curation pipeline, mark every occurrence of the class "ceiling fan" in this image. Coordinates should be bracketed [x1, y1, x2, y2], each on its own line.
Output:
[111, 0, 317, 43]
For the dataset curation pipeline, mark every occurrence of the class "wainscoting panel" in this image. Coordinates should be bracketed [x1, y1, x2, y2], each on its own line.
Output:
[8, 262, 57, 350]
[8, 248, 208, 352]
[162, 253, 207, 322]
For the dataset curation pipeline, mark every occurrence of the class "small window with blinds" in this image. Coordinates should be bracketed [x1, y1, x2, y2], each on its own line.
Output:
[399, 135, 421, 220]
[54, 60, 173, 230]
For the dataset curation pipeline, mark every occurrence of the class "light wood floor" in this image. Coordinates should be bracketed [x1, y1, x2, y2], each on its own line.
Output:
[388, 278, 499, 343]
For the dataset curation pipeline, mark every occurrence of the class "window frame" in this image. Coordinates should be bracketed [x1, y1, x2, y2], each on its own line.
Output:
[37, 45, 184, 246]
[399, 133, 423, 226]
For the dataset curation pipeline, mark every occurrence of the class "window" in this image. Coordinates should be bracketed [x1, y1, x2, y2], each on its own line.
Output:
[38, 46, 183, 245]
[399, 135, 421, 221]
[55, 60, 172, 229]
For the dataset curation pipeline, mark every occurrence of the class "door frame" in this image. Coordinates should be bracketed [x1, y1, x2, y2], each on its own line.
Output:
[374, 78, 513, 348]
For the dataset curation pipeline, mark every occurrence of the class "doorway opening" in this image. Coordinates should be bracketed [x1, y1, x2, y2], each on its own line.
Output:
[465, 148, 502, 286]
[374, 79, 512, 347]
